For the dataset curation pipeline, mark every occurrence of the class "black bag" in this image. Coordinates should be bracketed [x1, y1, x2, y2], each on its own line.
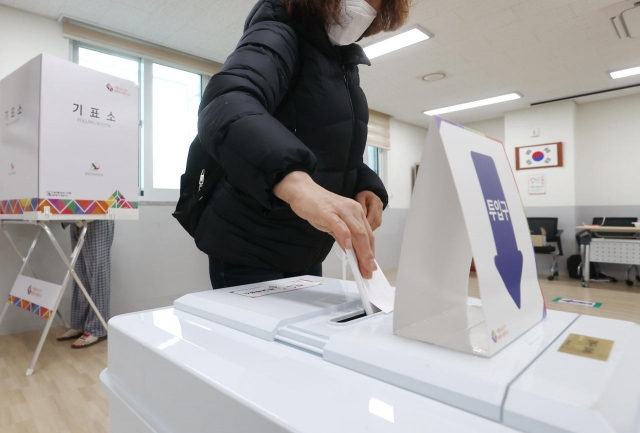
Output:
[172, 135, 224, 237]
[566, 254, 616, 281]
[567, 255, 583, 280]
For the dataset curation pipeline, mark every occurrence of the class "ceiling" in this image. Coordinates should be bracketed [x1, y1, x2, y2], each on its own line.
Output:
[1, 0, 640, 127]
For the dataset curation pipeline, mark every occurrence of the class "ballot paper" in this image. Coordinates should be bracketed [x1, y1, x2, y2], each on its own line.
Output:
[346, 249, 395, 314]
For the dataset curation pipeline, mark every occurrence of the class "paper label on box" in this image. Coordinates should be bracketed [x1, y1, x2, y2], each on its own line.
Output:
[558, 334, 614, 361]
[231, 279, 322, 298]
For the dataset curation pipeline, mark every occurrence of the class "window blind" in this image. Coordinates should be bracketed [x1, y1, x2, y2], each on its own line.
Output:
[367, 109, 391, 150]
[62, 20, 221, 76]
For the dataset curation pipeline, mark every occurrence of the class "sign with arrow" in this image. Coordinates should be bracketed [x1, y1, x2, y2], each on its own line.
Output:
[394, 116, 545, 358]
[553, 298, 602, 308]
[471, 152, 523, 309]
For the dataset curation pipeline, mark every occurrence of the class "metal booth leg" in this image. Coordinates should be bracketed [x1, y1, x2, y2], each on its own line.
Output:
[24, 223, 90, 376]
[0, 222, 70, 328]
[1, 221, 43, 280]
[39, 222, 108, 331]
[0, 223, 43, 332]
[25, 222, 108, 376]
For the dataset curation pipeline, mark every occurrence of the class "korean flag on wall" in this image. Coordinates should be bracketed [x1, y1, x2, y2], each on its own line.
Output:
[518, 143, 561, 169]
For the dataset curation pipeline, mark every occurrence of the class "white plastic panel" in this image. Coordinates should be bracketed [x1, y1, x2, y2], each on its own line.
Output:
[104, 307, 520, 433]
[174, 277, 362, 341]
[324, 309, 578, 421]
[504, 315, 640, 433]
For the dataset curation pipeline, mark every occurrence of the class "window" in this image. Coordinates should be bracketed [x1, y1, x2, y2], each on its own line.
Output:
[74, 43, 206, 201]
[367, 146, 379, 175]
[78, 47, 140, 85]
[365, 146, 386, 185]
[152, 64, 201, 190]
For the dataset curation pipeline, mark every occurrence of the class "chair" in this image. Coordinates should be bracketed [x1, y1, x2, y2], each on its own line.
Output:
[528, 217, 564, 281]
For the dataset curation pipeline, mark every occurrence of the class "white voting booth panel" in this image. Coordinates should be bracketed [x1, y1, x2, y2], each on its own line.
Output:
[0, 54, 139, 221]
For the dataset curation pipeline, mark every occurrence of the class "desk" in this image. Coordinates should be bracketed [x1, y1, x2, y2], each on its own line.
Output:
[576, 226, 640, 287]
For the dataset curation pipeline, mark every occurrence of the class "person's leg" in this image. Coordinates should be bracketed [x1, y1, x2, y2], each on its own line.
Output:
[73, 220, 114, 347]
[209, 257, 285, 289]
[68, 224, 89, 332]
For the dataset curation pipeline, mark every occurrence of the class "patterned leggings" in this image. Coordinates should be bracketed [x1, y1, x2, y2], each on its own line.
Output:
[69, 221, 115, 337]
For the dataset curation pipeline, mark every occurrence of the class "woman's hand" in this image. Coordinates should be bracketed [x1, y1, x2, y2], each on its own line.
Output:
[355, 191, 383, 231]
[274, 171, 377, 279]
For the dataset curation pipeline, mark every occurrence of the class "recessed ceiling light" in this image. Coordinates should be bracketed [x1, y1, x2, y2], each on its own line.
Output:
[424, 93, 522, 116]
[364, 27, 432, 60]
[610, 66, 640, 79]
[422, 72, 446, 82]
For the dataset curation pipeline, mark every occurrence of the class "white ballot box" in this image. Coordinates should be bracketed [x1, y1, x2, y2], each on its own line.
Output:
[102, 117, 640, 432]
[0, 54, 139, 221]
[102, 277, 640, 433]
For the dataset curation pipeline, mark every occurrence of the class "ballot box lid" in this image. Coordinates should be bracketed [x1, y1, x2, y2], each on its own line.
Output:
[174, 276, 362, 341]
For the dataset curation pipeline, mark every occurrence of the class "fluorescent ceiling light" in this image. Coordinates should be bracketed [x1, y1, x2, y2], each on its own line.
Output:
[424, 93, 522, 116]
[364, 27, 431, 60]
[610, 66, 640, 79]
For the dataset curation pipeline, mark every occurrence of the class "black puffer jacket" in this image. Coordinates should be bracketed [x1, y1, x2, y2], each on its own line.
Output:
[195, 0, 388, 273]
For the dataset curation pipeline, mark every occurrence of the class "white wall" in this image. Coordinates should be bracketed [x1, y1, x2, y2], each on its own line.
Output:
[386, 119, 427, 209]
[576, 94, 640, 207]
[466, 117, 505, 143]
[505, 101, 577, 208]
[0, 5, 69, 79]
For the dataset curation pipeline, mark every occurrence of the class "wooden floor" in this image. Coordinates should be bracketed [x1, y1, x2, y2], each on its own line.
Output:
[1, 274, 639, 432]
[0, 326, 109, 433]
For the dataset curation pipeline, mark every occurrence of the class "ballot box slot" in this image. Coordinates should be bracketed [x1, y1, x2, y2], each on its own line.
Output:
[335, 312, 367, 323]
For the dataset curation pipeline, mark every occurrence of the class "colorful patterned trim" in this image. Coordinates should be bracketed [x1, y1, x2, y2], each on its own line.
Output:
[0, 190, 138, 215]
[435, 116, 503, 144]
[6, 295, 53, 319]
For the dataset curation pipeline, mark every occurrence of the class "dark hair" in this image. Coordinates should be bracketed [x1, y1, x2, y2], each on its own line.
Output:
[281, 0, 411, 37]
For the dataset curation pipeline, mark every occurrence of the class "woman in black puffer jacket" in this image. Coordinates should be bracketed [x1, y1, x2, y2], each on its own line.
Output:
[196, 0, 410, 288]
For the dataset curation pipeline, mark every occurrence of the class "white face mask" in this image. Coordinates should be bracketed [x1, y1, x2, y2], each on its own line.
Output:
[327, 0, 378, 46]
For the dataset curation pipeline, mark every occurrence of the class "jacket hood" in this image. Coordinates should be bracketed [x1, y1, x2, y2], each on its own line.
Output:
[244, 0, 370, 66]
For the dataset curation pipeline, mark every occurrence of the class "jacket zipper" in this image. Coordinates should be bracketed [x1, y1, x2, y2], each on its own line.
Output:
[198, 169, 205, 201]
[341, 64, 356, 153]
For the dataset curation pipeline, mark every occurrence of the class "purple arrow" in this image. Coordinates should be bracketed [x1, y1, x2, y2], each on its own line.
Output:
[471, 152, 523, 309]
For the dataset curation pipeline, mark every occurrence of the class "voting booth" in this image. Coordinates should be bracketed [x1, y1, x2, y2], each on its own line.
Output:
[0, 54, 139, 375]
[0, 54, 139, 220]
[102, 118, 640, 433]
